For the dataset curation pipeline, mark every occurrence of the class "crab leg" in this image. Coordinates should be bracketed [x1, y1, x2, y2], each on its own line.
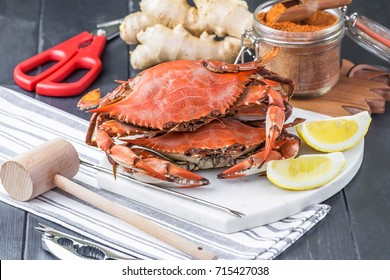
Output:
[84, 113, 100, 146]
[78, 76, 140, 114]
[100, 119, 158, 138]
[263, 88, 286, 160]
[276, 133, 301, 159]
[142, 157, 209, 187]
[91, 128, 163, 181]
[218, 133, 300, 179]
[96, 128, 209, 187]
[231, 83, 289, 162]
[109, 145, 169, 182]
[217, 150, 282, 179]
[109, 146, 209, 187]
[133, 149, 209, 187]
[202, 47, 280, 73]
[264, 105, 284, 159]
[77, 88, 101, 110]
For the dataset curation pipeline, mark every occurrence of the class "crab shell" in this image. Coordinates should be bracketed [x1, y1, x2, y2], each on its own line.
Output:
[123, 118, 266, 168]
[88, 48, 294, 132]
[78, 47, 300, 187]
[123, 117, 301, 171]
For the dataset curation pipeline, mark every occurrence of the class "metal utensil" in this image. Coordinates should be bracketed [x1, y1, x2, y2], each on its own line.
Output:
[80, 160, 246, 218]
[35, 223, 140, 260]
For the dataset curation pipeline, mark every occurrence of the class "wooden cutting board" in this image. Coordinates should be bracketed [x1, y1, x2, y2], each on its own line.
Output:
[290, 60, 390, 117]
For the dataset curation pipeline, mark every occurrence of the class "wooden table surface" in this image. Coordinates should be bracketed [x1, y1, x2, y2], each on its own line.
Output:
[0, 0, 389, 260]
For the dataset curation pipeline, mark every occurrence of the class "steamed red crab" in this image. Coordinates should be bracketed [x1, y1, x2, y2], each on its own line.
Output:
[78, 47, 302, 187]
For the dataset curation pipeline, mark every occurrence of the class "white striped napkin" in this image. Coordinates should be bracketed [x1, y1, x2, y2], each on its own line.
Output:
[0, 87, 330, 260]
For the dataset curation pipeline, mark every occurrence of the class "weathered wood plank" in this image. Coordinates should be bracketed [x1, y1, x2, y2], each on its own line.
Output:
[24, 215, 89, 260]
[0, 0, 41, 260]
[0, 201, 26, 259]
[343, 109, 390, 259]
[23, 215, 56, 260]
[0, 0, 40, 94]
[32, 0, 130, 120]
[277, 194, 359, 259]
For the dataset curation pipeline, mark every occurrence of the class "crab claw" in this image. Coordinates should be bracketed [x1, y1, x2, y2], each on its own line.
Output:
[263, 89, 286, 160]
[264, 105, 284, 159]
[218, 132, 301, 179]
[143, 157, 209, 187]
[217, 151, 282, 179]
[109, 145, 208, 187]
[109, 145, 167, 182]
[77, 88, 101, 110]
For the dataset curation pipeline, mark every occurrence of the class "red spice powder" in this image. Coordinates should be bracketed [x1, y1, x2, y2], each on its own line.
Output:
[258, 2, 337, 32]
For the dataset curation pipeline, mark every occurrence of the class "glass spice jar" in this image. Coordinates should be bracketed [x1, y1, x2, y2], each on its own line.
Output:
[249, 0, 346, 97]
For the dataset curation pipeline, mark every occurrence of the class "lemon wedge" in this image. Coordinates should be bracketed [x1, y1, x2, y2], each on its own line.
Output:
[296, 111, 371, 152]
[266, 152, 346, 190]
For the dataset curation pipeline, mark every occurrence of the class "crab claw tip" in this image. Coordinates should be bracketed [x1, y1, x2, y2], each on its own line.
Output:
[217, 151, 269, 179]
[77, 88, 101, 110]
[175, 177, 210, 188]
[217, 171, 245, 179]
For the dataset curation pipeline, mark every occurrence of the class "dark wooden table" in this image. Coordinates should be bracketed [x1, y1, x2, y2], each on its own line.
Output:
[1, 0, 389, 260]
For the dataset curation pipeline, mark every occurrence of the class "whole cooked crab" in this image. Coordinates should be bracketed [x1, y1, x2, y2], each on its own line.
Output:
[78, 47, 301, 187]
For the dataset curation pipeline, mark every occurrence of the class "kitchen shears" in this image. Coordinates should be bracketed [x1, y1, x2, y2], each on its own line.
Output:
[13, 19, 122, 97]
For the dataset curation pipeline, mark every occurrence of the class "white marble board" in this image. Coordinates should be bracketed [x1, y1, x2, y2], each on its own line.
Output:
[97, 108, 364, 233]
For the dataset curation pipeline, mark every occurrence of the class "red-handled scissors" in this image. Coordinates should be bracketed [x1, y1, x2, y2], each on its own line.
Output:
[13, 19, 121, 97]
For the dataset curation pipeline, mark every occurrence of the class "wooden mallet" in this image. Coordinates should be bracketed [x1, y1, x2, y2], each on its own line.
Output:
[0, 138, 217, 260]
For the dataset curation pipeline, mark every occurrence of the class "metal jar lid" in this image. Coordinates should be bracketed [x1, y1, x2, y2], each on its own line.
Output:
[344, 10, 390, 63]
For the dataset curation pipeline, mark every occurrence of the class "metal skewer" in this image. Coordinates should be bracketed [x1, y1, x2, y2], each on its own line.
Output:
[80, 160, 246, 218]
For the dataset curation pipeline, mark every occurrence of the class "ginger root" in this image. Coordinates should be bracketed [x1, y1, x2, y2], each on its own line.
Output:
[131, 24, 241, 70]
[120, 0, 193, 45]
[189, 0, 253, 39]
[120, 0, 253, 70]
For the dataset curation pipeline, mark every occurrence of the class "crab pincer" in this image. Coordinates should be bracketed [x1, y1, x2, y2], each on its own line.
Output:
[217, 150, 282, 179]
[217, 131, 301, 179]
[109, 145, 209, 187]
[142, 157, 209, 187]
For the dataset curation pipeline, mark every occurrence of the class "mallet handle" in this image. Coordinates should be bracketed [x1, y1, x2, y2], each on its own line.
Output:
[53, 174, 217, 260]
